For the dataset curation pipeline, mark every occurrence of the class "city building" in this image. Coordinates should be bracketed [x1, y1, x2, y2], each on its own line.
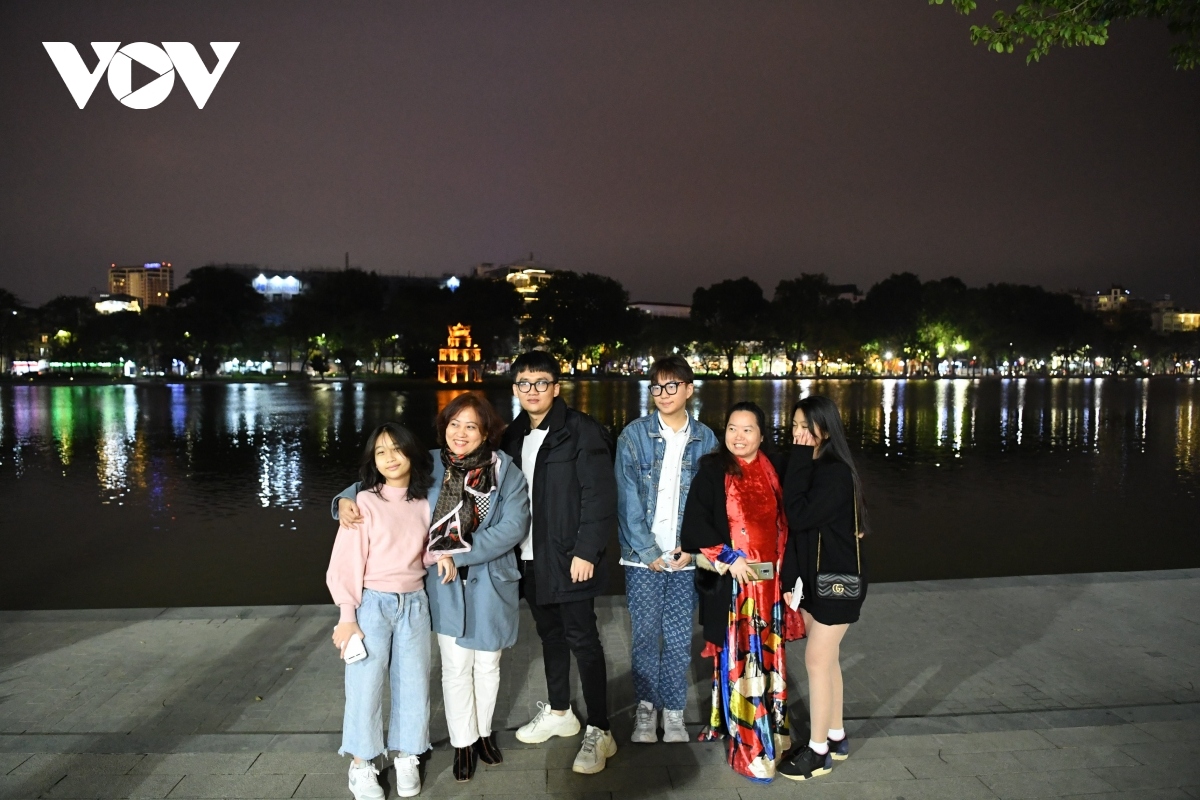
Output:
[437, 323, 482, 383]
[630, 301, 691, 318]
[108, 262, 173, 308]
[474, 255, 555, 303]
[94, 294, 141, 314]
[1151, 296, 1200, 333]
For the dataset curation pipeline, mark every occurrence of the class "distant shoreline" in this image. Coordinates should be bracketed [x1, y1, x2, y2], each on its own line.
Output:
[2, 372, 1196, 388]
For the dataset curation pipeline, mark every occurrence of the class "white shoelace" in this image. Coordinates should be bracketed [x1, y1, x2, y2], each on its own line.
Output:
[579, 727, 603, 754]
[530, 700, 553, 726]
[635, 703, 654, 726]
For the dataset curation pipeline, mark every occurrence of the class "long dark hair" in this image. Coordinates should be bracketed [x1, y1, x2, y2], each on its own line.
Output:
[358, 423, 434, 501]
[702, 401, 768, 477]
[794, 395, 868, 534]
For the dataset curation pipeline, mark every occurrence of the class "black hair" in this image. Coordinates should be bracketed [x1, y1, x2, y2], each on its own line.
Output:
[510, 350, 561, 382]
[702, 401, 768, 477]
[793, 395, 868, 534]
[436, 392, 505, 449]
[648, 355, 695, 385]
[358, 423, 433, 501]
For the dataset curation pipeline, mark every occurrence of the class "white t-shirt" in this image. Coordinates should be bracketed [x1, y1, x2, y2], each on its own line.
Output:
[622, 413, 694, 571]
[519, 426, 548, 560]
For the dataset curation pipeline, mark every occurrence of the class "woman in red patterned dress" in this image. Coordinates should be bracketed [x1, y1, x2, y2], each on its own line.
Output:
[681, 402, 804, 783]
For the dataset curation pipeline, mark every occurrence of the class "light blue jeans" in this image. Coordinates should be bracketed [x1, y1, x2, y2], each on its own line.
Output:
[340, 588, 431, 760]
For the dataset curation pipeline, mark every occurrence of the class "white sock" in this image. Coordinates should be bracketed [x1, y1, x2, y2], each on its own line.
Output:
[828, 727, 846, 741]
[809, 739, 829, 755]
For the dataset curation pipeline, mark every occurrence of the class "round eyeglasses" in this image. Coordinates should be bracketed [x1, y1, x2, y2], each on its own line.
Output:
[515, 379, 555, 393]
[649, 381, 687, 396]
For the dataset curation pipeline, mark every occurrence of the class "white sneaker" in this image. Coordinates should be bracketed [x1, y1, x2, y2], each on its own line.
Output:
[347, 760, 384, 800]
[631, 700, 658, 743]
[515, 701, 581, 743]
[662, 709, 688, 743]
[572, 725, 617, 774]
[393, 753, 421, 798]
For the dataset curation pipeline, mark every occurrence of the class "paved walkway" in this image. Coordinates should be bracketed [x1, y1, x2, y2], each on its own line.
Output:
[1, 569, 1198, 799]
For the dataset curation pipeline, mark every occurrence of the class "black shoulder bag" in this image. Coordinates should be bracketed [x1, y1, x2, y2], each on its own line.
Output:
[814, 492, 863, 600]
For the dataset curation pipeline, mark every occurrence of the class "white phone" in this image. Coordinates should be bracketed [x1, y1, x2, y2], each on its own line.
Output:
[343, 633, 367, 664]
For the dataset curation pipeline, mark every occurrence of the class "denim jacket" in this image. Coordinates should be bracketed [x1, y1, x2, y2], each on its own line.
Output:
[615, 412, 718, 565]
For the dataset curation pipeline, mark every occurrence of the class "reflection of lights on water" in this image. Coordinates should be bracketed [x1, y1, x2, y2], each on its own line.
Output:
[1016, 379, 1025, 446]
[1137, 378, 1149, 451]
[258, 435, 303, 510]
[881, 380, 894, 449]
[1177, 397, 1198, 476]
[171, 384, 187, 438]
[953, 379, 968, 453]
[97, 389, 131, 495]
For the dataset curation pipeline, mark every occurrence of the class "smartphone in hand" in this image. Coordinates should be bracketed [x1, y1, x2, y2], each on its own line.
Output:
[343, 633, 367, 664]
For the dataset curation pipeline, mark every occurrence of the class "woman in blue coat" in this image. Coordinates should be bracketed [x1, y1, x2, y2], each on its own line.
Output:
[333, 393, 529, 783]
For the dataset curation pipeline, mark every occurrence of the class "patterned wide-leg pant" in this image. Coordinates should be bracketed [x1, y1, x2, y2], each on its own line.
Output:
[625, 566, 696, 710]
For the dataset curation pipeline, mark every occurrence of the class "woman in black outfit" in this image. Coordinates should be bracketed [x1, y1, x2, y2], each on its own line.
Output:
[777, 395, 867, 782]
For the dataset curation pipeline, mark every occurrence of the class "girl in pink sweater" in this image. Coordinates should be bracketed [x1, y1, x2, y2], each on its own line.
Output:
[326, 423, 456, 800]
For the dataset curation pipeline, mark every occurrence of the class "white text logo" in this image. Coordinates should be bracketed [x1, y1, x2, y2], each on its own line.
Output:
[42, 42, 240, 109]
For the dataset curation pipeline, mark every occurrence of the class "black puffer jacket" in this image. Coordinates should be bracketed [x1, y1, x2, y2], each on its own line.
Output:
[501, 396, 617, 604]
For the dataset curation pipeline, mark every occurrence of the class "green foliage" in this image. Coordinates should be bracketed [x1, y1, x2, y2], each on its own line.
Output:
[692, 277, 769, 376]
[931, 0, 1200, 69]
[170, 267, 266, 375]
[529, 271, 638, 372]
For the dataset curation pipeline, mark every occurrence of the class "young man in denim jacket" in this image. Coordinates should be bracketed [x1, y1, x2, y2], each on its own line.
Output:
[615, 355, 718, 744]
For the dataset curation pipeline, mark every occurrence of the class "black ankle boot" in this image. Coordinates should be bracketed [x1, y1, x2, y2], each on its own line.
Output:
[453, 745, 476, 782]
[474, 733, 503, 765]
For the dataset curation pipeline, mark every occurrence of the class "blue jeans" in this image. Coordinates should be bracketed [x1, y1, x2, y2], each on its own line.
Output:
[625, 567, 695, 711]
[340, 588, 431, 760]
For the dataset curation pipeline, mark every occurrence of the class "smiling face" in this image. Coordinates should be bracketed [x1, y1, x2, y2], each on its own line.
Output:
[445, 406, 484, 457]
[725, 410, 763, 461]
[651, 375, 694, 417]
[512, 369, 560, 416]
[792, 408, 827, 450]
[373, 431, 412, 486]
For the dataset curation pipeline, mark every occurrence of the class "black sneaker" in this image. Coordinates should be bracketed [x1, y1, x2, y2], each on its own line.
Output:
[828, 735, 849, 760]
[778, 746, 833, 781]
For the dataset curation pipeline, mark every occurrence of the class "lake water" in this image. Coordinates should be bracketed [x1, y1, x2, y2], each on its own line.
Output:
[2, 378, 1198, 609]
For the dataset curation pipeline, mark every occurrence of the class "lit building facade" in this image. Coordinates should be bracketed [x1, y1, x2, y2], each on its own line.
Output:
[108, 262, 173, 308]
[95, 294, 141, 314]
[437, 323, 482, 383]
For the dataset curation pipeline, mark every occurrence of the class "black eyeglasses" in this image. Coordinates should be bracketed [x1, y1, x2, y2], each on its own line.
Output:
[515, 379, 555, 393]
[649, 381, 688, 396]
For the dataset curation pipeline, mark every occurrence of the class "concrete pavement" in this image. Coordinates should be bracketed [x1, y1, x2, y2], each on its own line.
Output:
[1, 569, 1198, 799]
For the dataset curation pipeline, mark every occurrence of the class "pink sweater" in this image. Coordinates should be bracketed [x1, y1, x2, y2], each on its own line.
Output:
[326, 485, 432, 623]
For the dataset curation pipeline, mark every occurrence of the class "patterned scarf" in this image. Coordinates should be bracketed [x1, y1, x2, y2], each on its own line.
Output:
[427, 446, 498, 555]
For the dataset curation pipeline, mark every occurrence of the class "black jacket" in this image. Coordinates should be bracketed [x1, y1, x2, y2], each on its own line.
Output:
[501, 396, 617, 604]
[780, 445, 867, 625]
[680, 451, 786, 647]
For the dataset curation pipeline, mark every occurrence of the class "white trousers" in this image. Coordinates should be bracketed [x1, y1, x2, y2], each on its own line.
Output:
[437, 634, 502, 748]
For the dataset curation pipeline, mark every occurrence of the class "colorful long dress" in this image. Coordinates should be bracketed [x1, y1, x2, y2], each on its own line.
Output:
[699, 453, 804, 783]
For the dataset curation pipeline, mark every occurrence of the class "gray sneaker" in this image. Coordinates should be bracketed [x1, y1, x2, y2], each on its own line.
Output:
[393, 753, 421, 798]
[662, 709, 688, 743]
[347, 760, 384, 800]
[631, 700, 658, 743]
[572, 725, 617, 774]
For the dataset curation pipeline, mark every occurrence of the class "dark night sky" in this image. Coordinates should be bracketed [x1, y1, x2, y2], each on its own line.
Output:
[2, 1, 1198, 306]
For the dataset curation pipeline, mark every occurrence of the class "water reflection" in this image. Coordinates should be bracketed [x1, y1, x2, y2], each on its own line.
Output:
[3, 377, 1200, 510]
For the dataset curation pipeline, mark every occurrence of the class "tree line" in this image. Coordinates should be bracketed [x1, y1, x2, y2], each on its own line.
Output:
[1, 267, 1196, 378]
